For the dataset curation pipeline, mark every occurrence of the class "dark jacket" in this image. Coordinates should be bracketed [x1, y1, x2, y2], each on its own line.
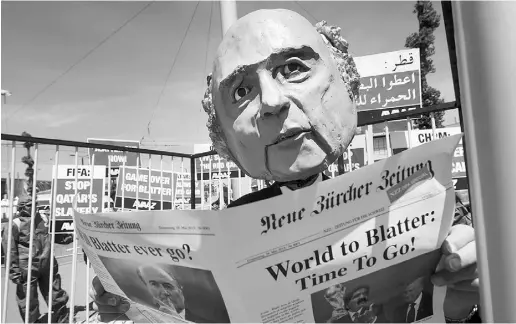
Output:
[393, 292, 433, 323]
[1, 200, 52, 284]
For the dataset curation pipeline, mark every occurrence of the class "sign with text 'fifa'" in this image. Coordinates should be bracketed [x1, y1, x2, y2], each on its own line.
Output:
[354, 49, 422, 118]
[52, 165, 105, 231]
[115, 167, 177, 210]
[87, 138, 140, 178]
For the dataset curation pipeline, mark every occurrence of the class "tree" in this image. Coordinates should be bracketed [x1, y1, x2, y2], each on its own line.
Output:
[405, 1, 445, 129]
[21, 131, 35, 197]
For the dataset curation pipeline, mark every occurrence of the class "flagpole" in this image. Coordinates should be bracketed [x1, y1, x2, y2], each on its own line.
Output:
[220, 0, 237, 35]
[452, 2, 516, 322]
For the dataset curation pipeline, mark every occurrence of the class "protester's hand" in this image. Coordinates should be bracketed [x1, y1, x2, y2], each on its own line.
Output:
[90, 276, 131, 321]
[432, 225, 479, 319]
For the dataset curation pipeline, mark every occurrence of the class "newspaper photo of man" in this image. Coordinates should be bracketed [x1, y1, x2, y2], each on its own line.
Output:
[392, 277, 433, 323]
[322, 284, 388, 323]
[136, 264, 186, 319]
[97, 256, 230, 323]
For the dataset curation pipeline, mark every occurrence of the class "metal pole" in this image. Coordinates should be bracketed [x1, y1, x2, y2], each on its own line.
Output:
[68, 148, 79, 324]
[1, 142, 16, 323]
[430, 113, 437, 139]
[181, 158, 185, 210]
[452, 2, 516, 322]
[47, 147, 60, 324]
[190, 158, 196, 210]
[148, 154, 152, 211]
[220, 0, 238, 35]
[385, 125, 391, 157]
[366, 125, 374, 165]
[160, 155, 164, 210]
[25, 145, 39, 324]
[406, 117, 413, 148]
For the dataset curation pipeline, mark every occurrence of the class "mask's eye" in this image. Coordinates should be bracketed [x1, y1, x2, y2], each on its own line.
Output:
[233, 86, 251, 102]
[281, 62, 305, 78]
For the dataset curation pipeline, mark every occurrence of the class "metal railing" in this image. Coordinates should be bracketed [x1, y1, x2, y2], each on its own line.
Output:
[0, 137, 200, 324]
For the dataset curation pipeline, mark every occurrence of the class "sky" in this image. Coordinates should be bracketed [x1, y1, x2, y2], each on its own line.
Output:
[1, 1, 458, 177]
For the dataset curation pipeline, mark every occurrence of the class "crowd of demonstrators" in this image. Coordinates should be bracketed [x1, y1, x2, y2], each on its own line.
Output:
[1, 196, 70, 323]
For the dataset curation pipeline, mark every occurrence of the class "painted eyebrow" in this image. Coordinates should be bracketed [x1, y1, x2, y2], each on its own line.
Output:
[219, 46, 319, 89]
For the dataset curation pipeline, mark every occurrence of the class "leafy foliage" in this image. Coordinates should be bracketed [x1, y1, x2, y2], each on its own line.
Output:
[405, 1, 445, 128]
[21, 131, 35, 196]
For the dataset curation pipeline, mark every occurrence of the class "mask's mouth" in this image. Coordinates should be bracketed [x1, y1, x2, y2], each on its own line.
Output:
[263, 125, 335, 181]
[271, 128, 311, 145]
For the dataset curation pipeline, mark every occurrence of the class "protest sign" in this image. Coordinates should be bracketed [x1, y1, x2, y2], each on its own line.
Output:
[324, 134, 366, 177]
[87, 138, 140, 178]
[73, 135, 461, 323]
[115, 167, 177, 211]
[175, 173, 202, 208]
[390, 127, 466, 179]
[194, 144, 240, 180]
[53, 165, 105, 232]
[354, 49, 422, 120]
[409, 128, 462, 148]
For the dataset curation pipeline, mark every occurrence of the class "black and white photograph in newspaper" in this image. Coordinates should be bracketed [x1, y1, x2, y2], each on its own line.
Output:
[310, 250, 440, 323]
[98, 256, 230, 323]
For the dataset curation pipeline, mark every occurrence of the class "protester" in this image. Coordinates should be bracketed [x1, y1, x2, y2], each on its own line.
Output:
[1, 196, 69, 323]
[90, 9, 480, 323]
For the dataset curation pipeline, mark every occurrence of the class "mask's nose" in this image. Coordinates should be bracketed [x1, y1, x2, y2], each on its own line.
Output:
[258, 72, 290, 117]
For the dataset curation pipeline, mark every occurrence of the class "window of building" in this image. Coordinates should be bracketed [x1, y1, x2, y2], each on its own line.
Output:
[373, 136, 387, 156]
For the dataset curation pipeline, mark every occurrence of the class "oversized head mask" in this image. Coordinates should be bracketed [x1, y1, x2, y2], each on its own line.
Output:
[203, 9, 360, 182]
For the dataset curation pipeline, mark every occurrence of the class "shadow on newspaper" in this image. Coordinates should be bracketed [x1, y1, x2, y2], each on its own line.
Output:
[98, 256, 230, 323]
[311, 250, 440, 323]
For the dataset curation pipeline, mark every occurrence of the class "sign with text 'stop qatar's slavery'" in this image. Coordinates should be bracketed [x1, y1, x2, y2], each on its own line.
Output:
[87, 138, 140, 178]
[354, 49, 422, 119]
[52, 165, 105, 232]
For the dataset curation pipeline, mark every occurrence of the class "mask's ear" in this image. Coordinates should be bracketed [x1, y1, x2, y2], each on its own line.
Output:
[206, 74, 212, 87]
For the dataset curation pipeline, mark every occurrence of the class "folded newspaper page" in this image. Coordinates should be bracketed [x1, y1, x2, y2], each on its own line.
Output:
[73, 134, 462, 323]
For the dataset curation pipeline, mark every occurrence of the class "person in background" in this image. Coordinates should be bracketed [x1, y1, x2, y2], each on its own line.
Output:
[1, 196, 69, 323]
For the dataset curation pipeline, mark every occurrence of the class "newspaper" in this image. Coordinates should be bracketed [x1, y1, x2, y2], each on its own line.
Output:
[73, 134, 462, 323]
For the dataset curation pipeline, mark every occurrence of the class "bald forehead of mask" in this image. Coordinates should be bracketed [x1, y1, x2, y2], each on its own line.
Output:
[212, 9, 355, 181]
[214, 10, 329, 85]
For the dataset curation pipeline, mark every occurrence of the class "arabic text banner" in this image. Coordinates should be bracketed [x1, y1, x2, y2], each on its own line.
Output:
[354, 48, 422, 117]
